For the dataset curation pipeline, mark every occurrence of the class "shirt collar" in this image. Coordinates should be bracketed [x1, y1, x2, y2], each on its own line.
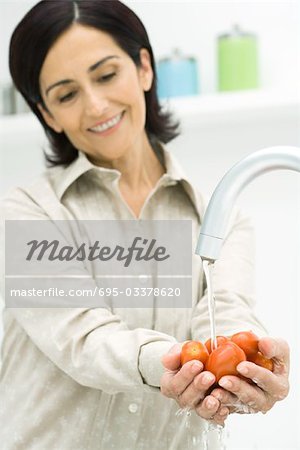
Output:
[52, 145, 203, 220]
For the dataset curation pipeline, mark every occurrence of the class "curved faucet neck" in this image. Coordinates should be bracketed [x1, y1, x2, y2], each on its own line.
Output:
[196, 146, 300, 261]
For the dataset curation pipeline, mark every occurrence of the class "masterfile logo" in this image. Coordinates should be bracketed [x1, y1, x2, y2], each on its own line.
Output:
[5, 219, 192, 308]
[26, 236, 170, 267]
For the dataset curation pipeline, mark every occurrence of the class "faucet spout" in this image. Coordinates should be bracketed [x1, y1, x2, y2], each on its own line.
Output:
[196, 146, 300, 262]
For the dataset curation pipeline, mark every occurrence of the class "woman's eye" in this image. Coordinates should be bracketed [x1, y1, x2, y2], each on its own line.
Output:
[59, 91, 76, 103]
[98, 72, 116, 82]
[56, 73, 116, 103]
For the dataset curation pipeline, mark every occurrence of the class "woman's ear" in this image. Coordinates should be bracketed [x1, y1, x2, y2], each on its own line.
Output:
[37, 103, 63, 133]
[138, 48, 153, 92]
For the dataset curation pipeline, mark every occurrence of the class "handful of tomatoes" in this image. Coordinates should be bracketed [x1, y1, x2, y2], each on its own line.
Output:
[180, 331, 274, 382]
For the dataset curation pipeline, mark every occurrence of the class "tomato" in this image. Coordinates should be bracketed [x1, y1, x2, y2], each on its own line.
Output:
[181, 331, 274, 380]
[180, 340, 209, 366]
[231, 331, 259, 357]
[205, 336, 229, 353]
[248, 351, 274, 371]
[205, 341, 247, 382]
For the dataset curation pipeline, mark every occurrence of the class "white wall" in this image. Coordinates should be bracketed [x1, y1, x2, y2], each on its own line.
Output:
[1, 0, 299, 92]
[0, 1, 300, 449]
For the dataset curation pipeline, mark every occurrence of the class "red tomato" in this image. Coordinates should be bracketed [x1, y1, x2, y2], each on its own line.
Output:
[205, 341, 247, 382]
[180, 340, 209, 366]
[248, 351, 274, 371]
[231, 331, 259, 357]
[205, 336, 229, 353]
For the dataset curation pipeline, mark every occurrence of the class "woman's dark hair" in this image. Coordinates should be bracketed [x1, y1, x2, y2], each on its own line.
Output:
[9, 0, 179, 166]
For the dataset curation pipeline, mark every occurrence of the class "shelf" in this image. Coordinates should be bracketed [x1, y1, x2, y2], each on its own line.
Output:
[161, 89, 300, 127]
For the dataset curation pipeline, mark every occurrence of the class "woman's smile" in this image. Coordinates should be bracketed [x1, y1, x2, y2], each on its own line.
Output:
[87, 110, 125, 136]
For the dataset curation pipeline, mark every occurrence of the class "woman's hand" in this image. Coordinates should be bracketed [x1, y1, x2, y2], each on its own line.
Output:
[210, 337, 290, 417]
[160, 343, 229, 426]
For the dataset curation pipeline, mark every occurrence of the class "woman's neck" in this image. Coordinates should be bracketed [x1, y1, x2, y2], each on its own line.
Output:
[87, 133, 166, 218]
[90, 134, 165, 193]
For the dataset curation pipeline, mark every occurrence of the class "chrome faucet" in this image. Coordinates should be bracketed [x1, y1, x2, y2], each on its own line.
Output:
[196, 146, 300, 262]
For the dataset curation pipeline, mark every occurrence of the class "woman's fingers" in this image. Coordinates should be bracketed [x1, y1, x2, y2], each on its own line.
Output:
[210, 405, 230, 425]
[218, 374, 268, 413]
[161, 360, 224, 423]
[178, 370, 216, 408]
[237, 361, 289, 401]
[258, 337, 290, 375]
[194, 394, 231, 426]
[195, 395, 220, 419]
[210, 386, 238, 406]
[161, 343, 183, 371]
[213, 338, 290, 415]
[160, 359, 203, 398]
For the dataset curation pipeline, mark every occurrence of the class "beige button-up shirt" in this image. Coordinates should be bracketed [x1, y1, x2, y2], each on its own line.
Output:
[0, 146, 266, 449]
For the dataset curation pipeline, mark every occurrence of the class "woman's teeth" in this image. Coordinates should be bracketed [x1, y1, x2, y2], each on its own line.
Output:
[90, 113, 122, 132]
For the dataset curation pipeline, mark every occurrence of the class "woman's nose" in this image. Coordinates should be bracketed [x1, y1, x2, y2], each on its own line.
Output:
[83, 89, 109, 116]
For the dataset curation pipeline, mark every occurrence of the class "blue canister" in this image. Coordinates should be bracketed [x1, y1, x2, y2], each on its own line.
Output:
[157, 49, 199, 99]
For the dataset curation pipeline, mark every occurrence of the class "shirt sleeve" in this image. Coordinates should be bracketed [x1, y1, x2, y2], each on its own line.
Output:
[191, 207, 268, 342]
[0, 188, 176, 394]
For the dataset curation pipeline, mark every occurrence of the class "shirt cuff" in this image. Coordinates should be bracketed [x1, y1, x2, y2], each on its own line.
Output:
[138, 340, 177, 388]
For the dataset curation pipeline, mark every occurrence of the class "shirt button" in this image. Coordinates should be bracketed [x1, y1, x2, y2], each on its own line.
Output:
[128, 403, 138, 413]
[139, 274, 148, 284]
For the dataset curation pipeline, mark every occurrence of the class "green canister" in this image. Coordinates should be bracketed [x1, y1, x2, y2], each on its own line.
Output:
[218, 25, 259, 91]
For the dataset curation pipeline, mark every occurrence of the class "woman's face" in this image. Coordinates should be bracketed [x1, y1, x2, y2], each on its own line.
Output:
[38, 24, 153, 164]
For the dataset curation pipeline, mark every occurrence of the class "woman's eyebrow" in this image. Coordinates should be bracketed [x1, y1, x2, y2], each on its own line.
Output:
[45, 55, 120, 96]
[88, 55, 119, 72]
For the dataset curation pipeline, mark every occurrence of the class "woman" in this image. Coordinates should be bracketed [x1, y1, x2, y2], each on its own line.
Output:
[0, 1, 290, 449]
